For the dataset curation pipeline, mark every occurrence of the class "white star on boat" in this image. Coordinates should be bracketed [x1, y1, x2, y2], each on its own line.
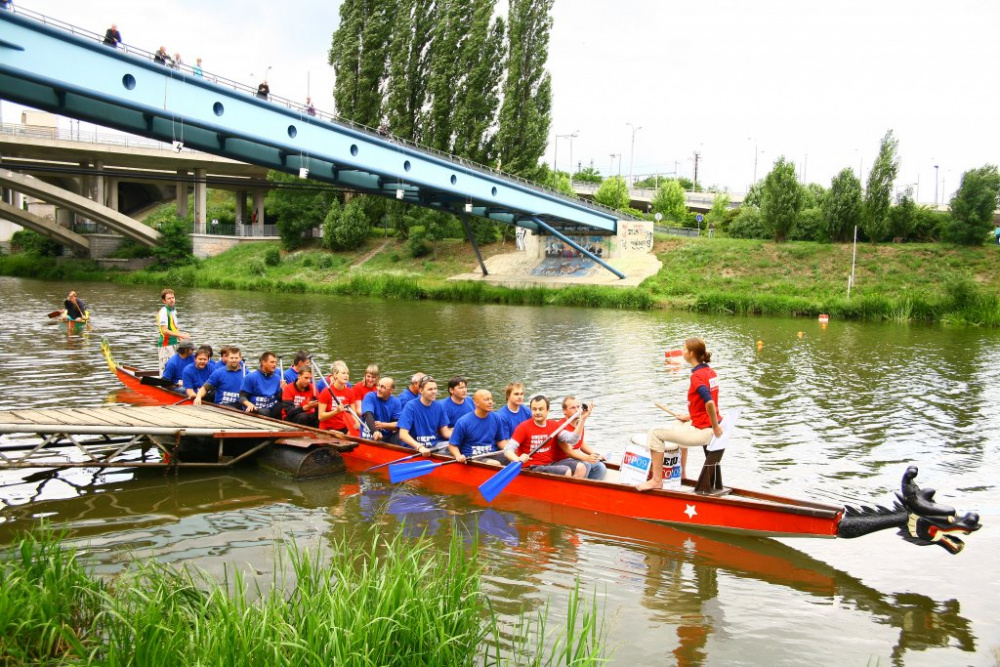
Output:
[684, 504, 697, 518]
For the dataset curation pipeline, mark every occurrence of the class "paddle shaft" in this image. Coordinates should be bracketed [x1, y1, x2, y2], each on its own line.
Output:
[655, 402, 685, 420]
[519, 408, 584, 463]
[364, 443, 449, 472]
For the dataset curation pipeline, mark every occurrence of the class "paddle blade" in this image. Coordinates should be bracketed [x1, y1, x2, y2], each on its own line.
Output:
[479, 461, 524, 503]
[388, 460, 440, 484]
[47, 310, 64, 319]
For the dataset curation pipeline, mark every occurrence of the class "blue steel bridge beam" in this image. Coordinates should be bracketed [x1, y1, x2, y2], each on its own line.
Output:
[0, 10, 623, 248]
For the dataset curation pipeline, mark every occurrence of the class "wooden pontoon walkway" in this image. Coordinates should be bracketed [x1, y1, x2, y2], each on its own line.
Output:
[0, 404, 354, 470]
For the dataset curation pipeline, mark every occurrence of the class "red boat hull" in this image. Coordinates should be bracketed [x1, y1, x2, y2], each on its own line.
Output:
[342, 440, 843, 539]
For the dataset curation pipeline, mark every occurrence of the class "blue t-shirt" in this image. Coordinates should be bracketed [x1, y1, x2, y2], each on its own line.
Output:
[438, 396, 475, 428]
[182, 364, 214, 393]
[361, 392, 402, 439]
[205, 367, 244, 406]
[241, 370, 281, 411]
[162, 353, 195, 384]
[397, 399, 449, 448]
[283, 367, 300, 385]
[496, 404, 532, 440]
[398, 387, 420, 406]
[450, 411, 508, 457]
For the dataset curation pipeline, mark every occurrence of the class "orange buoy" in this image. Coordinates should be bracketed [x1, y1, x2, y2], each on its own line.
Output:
[756, 340, 764, 350]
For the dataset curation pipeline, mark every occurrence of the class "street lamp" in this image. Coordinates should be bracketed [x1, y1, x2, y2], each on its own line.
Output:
[553, 131, 579, 188]
[933, 164, 939, 206]
[626, 122, 643, 187]
[748, 137, 759, 186]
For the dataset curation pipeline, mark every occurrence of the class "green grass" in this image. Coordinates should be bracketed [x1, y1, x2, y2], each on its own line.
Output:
[6, 235, 1000, 323]
[0, 526, 609, 666]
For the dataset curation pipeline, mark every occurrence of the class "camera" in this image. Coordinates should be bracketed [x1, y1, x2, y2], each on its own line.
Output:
[580, 403, 589, 411]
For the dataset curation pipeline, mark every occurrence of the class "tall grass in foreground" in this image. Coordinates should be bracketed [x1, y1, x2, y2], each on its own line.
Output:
[0, 527, 609, 666]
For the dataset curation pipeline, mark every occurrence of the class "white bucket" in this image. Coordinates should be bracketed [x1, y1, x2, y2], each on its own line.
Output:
[621, 437, 682, 489]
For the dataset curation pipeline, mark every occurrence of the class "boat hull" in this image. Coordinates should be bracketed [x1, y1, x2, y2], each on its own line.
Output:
[343, 440, 843, 539]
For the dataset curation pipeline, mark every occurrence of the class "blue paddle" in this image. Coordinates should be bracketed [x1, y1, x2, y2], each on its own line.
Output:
[389, 449, 509, 484]
[478, 410, 582, 503]
[364, 443, 449, 473]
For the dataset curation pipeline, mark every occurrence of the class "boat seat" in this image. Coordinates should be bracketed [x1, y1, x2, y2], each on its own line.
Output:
[694, 446, 729, 496]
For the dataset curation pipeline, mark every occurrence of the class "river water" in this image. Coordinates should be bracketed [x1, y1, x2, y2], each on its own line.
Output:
[0, 276, 997, 665]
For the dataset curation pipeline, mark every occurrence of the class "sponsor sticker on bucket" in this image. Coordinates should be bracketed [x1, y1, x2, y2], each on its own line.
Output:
[620, 439, 682, 489]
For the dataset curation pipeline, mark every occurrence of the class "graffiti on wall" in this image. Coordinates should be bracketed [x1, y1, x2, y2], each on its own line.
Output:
[531, 257, 595, 277]
[515, 227, 527, 251]
[543, 236, 607, 258]
[620, 221, 653, 252]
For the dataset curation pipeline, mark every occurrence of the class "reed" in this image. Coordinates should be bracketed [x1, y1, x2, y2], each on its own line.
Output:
[1, 526, 609, 666]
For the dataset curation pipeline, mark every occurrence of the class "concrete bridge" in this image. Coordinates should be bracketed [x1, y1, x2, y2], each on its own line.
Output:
[572, 182, 744, 213]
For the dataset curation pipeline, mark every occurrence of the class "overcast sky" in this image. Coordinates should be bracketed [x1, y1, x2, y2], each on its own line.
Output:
[5, 0, 998, 203]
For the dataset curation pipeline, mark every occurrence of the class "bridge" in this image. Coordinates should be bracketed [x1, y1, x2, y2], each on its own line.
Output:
[0, 8, 643, 278]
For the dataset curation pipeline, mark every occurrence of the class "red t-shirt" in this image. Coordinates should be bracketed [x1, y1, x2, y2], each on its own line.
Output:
[352, 383, 376, 404]
[561, 420, 585, 450]
[282, 382, 316, 419]
[510, 420, 562, 466]
[687, 364, 719, 429]
[318, 384, 354, 431]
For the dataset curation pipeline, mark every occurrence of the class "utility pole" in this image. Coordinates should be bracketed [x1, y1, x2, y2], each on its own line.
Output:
[692, 151, 701, 192]
[626, 122, 642, 187]
[934, 164, 939, 206]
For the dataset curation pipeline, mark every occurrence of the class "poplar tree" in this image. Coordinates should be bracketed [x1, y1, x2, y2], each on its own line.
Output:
[384, 0, 434, 142]
[943, 165, 1000, 245]
[760, 157, 802, 242]
[823, 168, 862, 242]
[861, 129, 900, 243]
[423, 0, 473, 152]
[328, 0, 396, 127]
[495, 0, 554, 178]
[452, 4, 505, 164]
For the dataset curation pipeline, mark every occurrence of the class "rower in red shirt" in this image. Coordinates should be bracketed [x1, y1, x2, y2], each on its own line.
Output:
[281, 367, 319, 427]
[506, 395, 576, 476]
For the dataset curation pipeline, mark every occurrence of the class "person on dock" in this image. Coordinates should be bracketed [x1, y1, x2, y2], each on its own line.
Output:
[102, 24, 122, 48]
[637, 337, 724, 492]
[398, 375, 451, 455]
[361, 377, 402, 442]
[318, 361, 358, 434]
[497, 382, 531, 439]
[240, 351, 282, 417]
[182, 346, 215, 399]
[281, 367, 319, 427]
[398, 373, 426, 407]
[505, 395, 573, 476]
[156, 288, 189, 374]
[449, 390, 512, 465]
[351, 364, 380, 415]
[161, 340, 196, 385]
[195, 346, 244, 408]
[554, 396, 606, 480]
[439, 375, 475, 428]
[63, 290, 89, 334]
[282, 350, 311, 387]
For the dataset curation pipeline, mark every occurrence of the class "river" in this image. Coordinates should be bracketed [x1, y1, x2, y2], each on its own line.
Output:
[0, 276, 997, 665]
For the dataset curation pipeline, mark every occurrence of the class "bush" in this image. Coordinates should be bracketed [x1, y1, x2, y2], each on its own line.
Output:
[727, 207, 769, 239]
[317, 254, 335, 269]
[325, 199, 370, 251]
[789, 207, 828, 242]
[10, 230, 62, 257]
[247, 257, 266, 276]
[264, 246, 281, 266]
[152, 218, 195, 267]
[407, 226, 432, 258]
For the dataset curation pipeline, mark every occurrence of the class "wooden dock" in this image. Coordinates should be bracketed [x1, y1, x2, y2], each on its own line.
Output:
[0, 404, 355, 472]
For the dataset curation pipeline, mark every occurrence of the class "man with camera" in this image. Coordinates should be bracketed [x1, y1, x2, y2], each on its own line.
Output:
[554, 396, 606, 480]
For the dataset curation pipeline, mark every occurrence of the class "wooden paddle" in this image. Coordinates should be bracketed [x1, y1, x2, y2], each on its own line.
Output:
[389, 448, 511, 484]
[47, 310, 64, 319]
[477, 409, 583, 503]
[655, 402, 685, 420]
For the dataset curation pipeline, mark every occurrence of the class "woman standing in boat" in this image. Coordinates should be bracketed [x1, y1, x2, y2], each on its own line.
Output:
[637, 337, 724, 492]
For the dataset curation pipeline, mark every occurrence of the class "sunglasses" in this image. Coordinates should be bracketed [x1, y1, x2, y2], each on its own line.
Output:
[419, 376, 436, 387]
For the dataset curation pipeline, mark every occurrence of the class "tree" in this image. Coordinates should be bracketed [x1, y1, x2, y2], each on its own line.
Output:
[861, 129, 900, 242]
[822, 168, 862, 242]
[573, 166, 602, 184]
[329, 0, 396, 127]
[942, 165, 1000, 245]
[554, 173, 576, 197]
[651, 180, 687, 222]
[452, 4, 504, 164]
[707, 193, 731, 225]
[423, 0, 470, 152]
[889, 192, 917, 240]
[321, 198, 343, 250]
[324, 198, 370, 251]
[494, 0, 554, 177]
[384, 0, 434, 142]
[265, 171, 333, 250]
[152, 218, 195, 267]
[759, 157, 802, 242]
[593, 176, 630, 210]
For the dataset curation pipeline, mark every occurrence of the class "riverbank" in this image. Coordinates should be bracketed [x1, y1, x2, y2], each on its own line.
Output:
[3, 236, 999, 324]
[1, 527, 607, 665]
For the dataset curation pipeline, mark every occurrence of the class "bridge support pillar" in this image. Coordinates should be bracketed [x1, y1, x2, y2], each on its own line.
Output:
[193, 168, 207, 232]
[252, 188, 266, 228]
[106, 178, 118, 212]
[235, 190, 247, 233]
[176, 170, 188, 219]
[93, 160, 104, 207]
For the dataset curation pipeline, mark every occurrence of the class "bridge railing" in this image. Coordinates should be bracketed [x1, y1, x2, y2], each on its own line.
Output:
[8, 6, 637, 222]
[1, 121, 174, 150]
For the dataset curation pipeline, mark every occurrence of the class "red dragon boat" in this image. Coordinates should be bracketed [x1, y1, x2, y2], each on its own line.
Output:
[101, 339, 982, 553]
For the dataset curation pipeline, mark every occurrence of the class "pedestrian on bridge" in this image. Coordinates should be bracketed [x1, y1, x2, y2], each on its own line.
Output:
[103, 24, 122, 48]
[257, 80, 270, 101]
